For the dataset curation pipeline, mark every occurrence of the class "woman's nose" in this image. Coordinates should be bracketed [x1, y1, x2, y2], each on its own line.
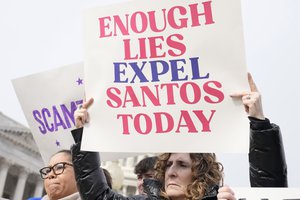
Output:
[166, 165, 177, 177]
[47, 170, 56, 179]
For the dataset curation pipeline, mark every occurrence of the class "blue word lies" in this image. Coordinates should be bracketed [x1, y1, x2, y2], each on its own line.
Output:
[32, 100, 83, 134]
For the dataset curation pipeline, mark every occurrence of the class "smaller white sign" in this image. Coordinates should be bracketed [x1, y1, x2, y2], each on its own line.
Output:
[12, 63, 141, 164]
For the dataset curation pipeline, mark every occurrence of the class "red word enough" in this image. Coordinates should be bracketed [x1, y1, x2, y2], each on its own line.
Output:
[98, 1, 215, 38]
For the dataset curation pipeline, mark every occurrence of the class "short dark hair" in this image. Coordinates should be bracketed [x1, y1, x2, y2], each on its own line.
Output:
[134, 156, 158, 175]
[52, 149, 72, 161]
[56, 149, 71, 155]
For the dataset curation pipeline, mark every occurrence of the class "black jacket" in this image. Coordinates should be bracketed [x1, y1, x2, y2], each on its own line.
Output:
[248, 118, 287, 187]
[71, 119, 287, 200]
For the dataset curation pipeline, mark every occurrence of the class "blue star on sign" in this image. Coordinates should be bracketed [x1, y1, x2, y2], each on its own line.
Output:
[76, 77, 83, 85]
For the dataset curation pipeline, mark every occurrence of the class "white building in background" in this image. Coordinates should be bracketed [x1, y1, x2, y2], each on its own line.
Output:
[104, 154, 157, 196]
[0, 112, 150, 199]
[0, 112, 44, 200]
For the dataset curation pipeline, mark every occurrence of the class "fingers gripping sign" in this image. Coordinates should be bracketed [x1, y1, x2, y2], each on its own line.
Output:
[245, 73, 264, 119]
[230, 72, 265, 120]
[75, 98, 94, 128]
[217, 185, 236, 200]
[248, 72, 258, 92]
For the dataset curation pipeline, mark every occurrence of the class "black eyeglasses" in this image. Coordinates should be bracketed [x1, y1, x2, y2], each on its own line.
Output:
[39, 162, 73, 179]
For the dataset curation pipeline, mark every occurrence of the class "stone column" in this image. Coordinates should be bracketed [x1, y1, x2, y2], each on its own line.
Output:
[106, 161, 124, 191]
[12, 168, 28, 200]
[0, 161, 10, 197]
[126, 157, 134, 167]
[122, 185, 127, 196]
[33, 178, 44, 197]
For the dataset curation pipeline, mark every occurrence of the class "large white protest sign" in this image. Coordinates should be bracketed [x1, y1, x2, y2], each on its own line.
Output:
[82, 0, 249, 153]
[12, 63, 141, 164]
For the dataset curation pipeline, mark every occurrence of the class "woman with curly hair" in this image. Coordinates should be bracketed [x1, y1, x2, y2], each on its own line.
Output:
[72, 142, 235, 200]
[154, 153, 225, 200]
[70, 74, 286, 200]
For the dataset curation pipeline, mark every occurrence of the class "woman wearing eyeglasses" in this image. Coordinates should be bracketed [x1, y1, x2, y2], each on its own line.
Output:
[39, 149, 113, 200]
[40, 150, 79, 200]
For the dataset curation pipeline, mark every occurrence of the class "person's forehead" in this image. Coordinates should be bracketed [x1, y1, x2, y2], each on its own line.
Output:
[168, 153, 191, 161]
[48, 152, 70, 166]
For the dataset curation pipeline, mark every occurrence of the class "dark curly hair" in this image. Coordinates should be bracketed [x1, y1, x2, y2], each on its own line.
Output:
[154, 153, 223, 200]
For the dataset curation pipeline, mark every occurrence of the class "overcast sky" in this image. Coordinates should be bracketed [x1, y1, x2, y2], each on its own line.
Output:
[1, 0, 299, 187]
